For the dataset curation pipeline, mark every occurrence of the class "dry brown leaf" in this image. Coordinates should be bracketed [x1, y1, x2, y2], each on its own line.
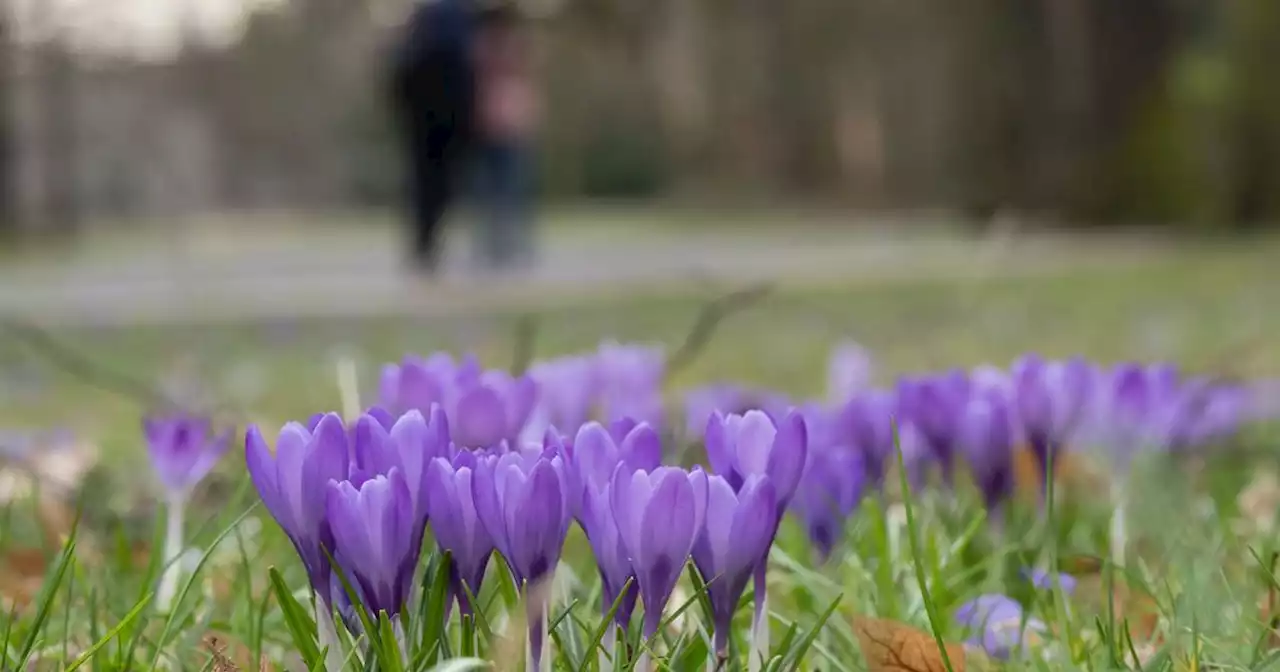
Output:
[0, 548, 50, 611]
[1057, 554, 1105, 576]
[1072, 574, 1161, 643]
[203, 632, 270, 671]
[1012, 445, 1106, 500]
[1257, 552, 1280, 650]
[853, 616, 968, 672]
[1054, 552, 1164, 651]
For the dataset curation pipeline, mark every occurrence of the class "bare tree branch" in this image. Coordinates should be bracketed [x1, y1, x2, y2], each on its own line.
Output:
[1, 319, 173, 409]
[665, 281, 773, 376]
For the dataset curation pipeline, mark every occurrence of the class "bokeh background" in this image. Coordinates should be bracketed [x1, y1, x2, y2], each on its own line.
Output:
[1, 0, 1279, 475]
[4, 0, 1280, 225]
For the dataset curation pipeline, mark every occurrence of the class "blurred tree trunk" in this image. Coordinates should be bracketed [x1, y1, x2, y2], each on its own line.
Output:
[952, 0, 1049, 216]
[643, 0, 711, 183]
[37, 40, 81, 235]
[1224, 0, 1280, 226]
[1065, 0, 1184, 222]
[0, 11, 15, 235]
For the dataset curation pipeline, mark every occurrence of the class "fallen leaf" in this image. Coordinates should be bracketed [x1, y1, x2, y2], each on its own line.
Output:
[1013, 445, 1106, 500]
[203, 632, 268, 671]
[1057, 554, 1105, 576]
[0, 548, 50, 611]
[1258, 551, 1280, 650]
[1071, 573, 1162, 644]
[853, 616, 968, 672]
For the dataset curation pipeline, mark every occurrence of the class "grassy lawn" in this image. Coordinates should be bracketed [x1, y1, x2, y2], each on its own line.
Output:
[2, 238, 1279, 669]
[5, 239, 1276, 438]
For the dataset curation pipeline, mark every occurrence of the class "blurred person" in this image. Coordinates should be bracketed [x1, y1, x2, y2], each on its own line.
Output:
[388, 0, 481, 276]
[470, 5, 540, 271]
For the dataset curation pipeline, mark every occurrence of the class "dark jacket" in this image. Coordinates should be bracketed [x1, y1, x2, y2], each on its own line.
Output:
[389, 0, 479, 139]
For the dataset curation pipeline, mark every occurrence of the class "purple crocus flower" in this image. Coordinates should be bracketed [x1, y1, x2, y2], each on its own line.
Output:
[1090, 362, 1180, 469]
[896, 371, 974, 483]
[1190, 382, 1250, 444]
[144, 414, 232, 496]
[841, 389, 902, 486]
[1012, 354, 1094, 486]
[827, 340, 874, 403]
[473, 446, 571, 586]
[595, 342, 666, 428]
[790, 442, 865, 560]
[379, 353, 537, 449]
[326, 468, 423, 621]
[683, 385, 792, 442]
[146, 413, 234, 614]
[522, 355, 600, 442]
[692, 474, 778, 654]
[424, 450, 495, 615]
[351, 407, 450, 533]
[611, 465, 709, 637]
[570, 421, 663, 519]
[791, 402, 866, 557]
[582, 482, 639, 627]
[954, 390, 1016, 514]
[472, 445, 572, 667]
[245, 413, 351, 599]
[570, 422, 664, 626]
[704, 408, 806, 657]
[1155, 377, 1250, 451]
[703, 409, 807, 514]
[1023, 568, 1077, 594]
[955, 594, 1045, 660]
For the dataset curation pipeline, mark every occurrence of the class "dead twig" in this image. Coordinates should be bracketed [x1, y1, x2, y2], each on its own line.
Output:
[665, 282, 773, 377]
[1, 319, 172, 408]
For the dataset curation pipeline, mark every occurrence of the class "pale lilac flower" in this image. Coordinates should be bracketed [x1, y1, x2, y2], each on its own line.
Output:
[611, 465, 709, 637]
[692, 474, 778, 654]
[326, 468, 424, 620]
[245, 413, 351, 599]
[144, 415, 231, 496]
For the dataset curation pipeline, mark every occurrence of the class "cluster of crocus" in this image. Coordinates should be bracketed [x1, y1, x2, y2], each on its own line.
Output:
[244, 353, 809, 669]
[225, 342, 1269, 669]
[440, 342, 670, 446]
[754, 350, 1259, 559]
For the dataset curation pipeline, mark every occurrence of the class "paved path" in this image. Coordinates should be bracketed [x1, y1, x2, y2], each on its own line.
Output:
[0, 216, 1169, 327]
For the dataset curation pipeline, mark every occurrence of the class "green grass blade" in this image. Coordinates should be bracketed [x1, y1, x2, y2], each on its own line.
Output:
[894, 424, 956, 672]
[577, 577, 634, 672]
[150, 504, 258, 666]
[377, 610, 406, 672]
[65, 592, 154, 671]
[268, 566, 324, 665]
[417, 551, 453, 665]
[781, 594, 842, 671]
[654, 561, 711, 636]
[15, 533, 78, 667]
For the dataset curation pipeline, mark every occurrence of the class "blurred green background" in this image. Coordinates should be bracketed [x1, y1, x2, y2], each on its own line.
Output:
[6, 0, 1280, 233]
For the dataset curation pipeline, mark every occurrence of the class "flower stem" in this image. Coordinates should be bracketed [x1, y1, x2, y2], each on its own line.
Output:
[336, 356, 361, 421]
[316, 604, 345, 672]
[600, 623, 615, 672]
[750, 562, 769, 672]
[1110, 495, 1127, 568]
[155, 496, 185, 613]
[524, 584, 551, 672]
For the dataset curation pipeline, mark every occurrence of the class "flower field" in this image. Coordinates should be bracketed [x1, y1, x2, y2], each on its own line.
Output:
[2, 249, 1280, 670]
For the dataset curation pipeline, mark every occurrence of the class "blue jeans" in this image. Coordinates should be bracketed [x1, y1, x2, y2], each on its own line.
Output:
[471, 141, 535, 269]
